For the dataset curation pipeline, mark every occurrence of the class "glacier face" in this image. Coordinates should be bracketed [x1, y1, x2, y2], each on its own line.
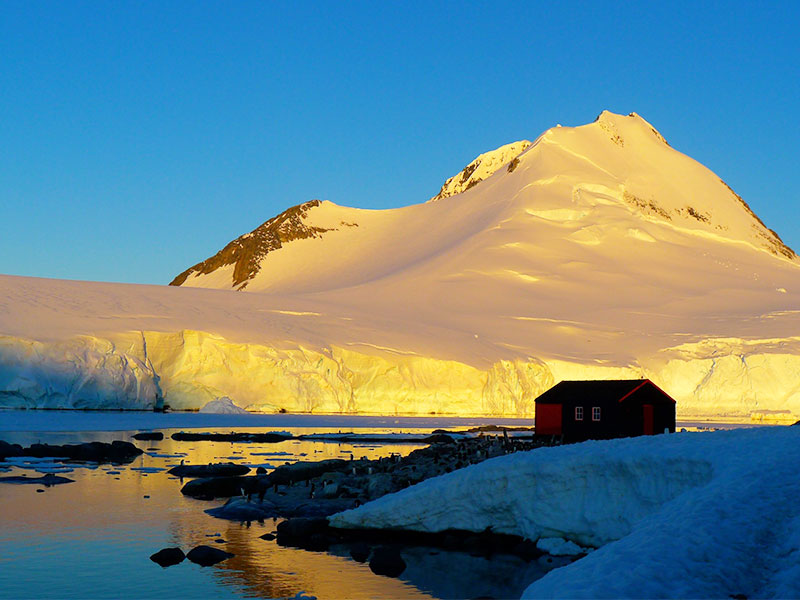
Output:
[0, 331, 553, 415]
[3, 328, 800, 419]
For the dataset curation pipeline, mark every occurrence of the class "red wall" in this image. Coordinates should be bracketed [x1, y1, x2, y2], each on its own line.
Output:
[535, 403, 562, 435]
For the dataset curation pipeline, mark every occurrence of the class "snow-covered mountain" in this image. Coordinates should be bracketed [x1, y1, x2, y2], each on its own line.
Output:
[3, 111, 800, 418]
[172, 111, 794, 294]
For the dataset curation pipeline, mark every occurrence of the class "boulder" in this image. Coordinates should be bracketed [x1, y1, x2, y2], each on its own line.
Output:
[368, 546, 406, 578]
[424, 433, 456, 444]
[276, 517, 329, 548]
[24, 441, 143, 464]
[0, 440, 23, 459]
[133, 432, 164, 441]
[186, 545, 234, 566]
[149, 547, 185, 567]
[181, 475, 257, 498]
[349, 542, 371, 563]
[0, 473, 74, 486]
[169, 463, 250, 478]
[366, 473, 394, 499]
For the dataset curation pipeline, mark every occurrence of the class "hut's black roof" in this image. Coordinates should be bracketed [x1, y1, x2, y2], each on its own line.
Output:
[535, 379, 663, 404]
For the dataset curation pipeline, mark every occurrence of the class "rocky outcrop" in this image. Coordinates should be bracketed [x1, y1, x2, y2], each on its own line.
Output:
[429, 141, 531, 202]
[169, 200, 333, 290]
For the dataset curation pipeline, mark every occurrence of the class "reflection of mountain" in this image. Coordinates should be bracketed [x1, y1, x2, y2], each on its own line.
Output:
[3, 111, 800, 418]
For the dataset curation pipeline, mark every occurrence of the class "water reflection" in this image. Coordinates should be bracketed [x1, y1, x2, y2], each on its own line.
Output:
[1, 421, 546, 599]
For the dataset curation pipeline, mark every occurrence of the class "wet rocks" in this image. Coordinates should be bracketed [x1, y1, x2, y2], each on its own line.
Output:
[0, 440, 23, 459]
[23, 441, 143, 464]
[276, 517, 330, 549]
[0, 473, 74, 486]
[171, 431, 290, 443]
[181, 475, 258, 498]
[169, 463, 250, 478]
[150, 547, 185, 567]
[369, 546, 406, 578]
[349, 542, 370, 563]
[133, 432, 164, 441]
[186, 545, 234, 566]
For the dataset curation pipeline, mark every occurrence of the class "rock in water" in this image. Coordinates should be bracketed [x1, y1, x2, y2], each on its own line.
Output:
[368, 547, 406, 578]
[150, 547, 185, 567]
[186, 545, 234, 566]
[349, 542, 371, 563]
[0, 473, 74, 486]
[133, 432, 164, 441]
[168, 463, 250, 478]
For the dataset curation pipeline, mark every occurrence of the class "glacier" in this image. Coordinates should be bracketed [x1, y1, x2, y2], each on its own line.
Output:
[3, 326, 800, 418]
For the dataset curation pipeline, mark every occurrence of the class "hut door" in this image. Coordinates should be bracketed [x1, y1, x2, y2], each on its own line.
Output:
[643, 404, 654, 435]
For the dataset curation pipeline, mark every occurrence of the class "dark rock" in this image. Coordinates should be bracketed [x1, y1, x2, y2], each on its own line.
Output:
[181, 475, 256, 498]
[277, 517, 329, 539]
[350, 542, 370, 563]
[169, 200, 332, 289]
[169, 463, 251, 478]
[133, 432, 164, 441]
[276, 517, 329, 549]
[513, 539, 541, 561]
[256, 467, 267, 475]
[260, 459, 347, 489]
[171, 431, 290, 443]
[186, 545, 234, 567]
[369, 546, 406, 578]
[0, 473, 74, 486]
[36, 488, 44, 493]
[424, 433, 456, 444]
[23, 440, 143, 464]
[0, 440, 23, 459]
[213, 538, 226, 544]
[260, 533, 276, 541]
[150, 547, 185, 567]
[305, 533, 330, 551]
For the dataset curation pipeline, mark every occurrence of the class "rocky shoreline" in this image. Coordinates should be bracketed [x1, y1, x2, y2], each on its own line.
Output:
[180, 431, 550, 520]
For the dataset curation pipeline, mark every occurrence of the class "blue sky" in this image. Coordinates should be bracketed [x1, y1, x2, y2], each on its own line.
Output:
[1, 1, 799, 284]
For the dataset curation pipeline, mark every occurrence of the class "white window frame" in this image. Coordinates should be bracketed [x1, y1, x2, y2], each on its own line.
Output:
[575, 406, 584, 421]
[592, 406, 601, 421]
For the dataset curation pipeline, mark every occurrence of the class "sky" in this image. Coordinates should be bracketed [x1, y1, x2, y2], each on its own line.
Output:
[1, 1, 799, 285]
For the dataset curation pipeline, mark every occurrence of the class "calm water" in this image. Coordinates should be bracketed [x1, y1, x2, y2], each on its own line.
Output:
[0, 413, 549, 600]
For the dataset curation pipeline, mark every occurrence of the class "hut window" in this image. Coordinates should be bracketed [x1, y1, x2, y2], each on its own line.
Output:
[592, 407, 601, 421]
[575, 406, 584, 421]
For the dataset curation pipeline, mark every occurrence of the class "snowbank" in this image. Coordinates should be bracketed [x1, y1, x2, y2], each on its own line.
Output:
[330, 427, 800, 598]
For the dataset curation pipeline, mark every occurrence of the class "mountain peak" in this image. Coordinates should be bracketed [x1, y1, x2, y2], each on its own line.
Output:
[429, 140, 532, 202]
[171, 111, 795, 293]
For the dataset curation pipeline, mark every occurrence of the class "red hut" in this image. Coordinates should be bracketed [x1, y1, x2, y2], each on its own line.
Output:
[535, 379, 676, 442]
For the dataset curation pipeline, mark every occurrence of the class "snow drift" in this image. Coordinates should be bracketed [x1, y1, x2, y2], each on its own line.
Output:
[2, 111, 800, 416]
[330, 427, 800, 599]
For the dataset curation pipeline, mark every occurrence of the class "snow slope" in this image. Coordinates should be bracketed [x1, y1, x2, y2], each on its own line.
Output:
[330, 427, 800, 599]
[2, 111, 800, 416]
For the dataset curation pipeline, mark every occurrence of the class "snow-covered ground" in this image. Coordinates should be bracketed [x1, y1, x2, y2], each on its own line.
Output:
[2, 111, 800, 417]
[330, 427, 800, 598]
